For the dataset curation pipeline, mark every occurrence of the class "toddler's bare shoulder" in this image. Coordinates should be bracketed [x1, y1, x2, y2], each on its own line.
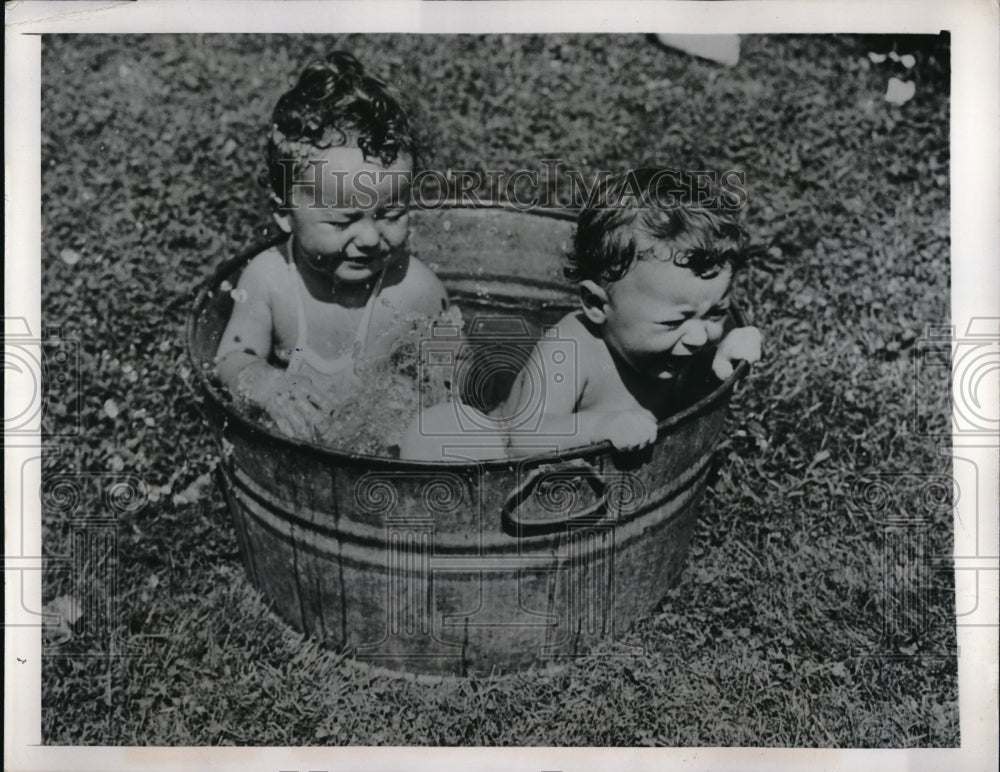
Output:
[545, 312, 607, 378]
[529, 312, 594, 362]
[387, 255, 449, 311]
[550, 312, 598, 350]
[240, 246, 289, 288]
[402, 255, 446, 287]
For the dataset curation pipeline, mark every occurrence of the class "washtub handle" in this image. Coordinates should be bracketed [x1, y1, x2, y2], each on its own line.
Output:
[501, 458, 612, 536]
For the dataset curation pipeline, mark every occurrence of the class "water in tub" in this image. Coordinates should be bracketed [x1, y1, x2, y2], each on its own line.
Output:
[238, 306, 462, 456]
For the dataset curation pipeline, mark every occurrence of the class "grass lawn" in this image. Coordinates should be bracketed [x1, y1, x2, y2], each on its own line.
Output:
[39, 33, 957, 746]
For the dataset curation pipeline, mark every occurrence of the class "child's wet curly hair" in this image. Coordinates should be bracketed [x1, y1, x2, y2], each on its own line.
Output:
[263, 51, 416, 204]
[567, 168, 749, 284]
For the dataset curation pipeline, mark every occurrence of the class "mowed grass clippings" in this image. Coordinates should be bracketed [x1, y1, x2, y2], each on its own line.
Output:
[39, 33, 956, 746]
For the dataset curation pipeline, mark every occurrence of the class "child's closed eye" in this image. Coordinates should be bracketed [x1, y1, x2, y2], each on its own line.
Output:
[658, 306, 730, 328]
[323, 213, 357, 229]
[376, 206, 409, 222]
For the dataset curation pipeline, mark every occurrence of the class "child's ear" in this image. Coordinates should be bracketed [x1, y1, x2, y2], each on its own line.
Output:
[579, 280, 609, 325]
[271, 194, 292, 234]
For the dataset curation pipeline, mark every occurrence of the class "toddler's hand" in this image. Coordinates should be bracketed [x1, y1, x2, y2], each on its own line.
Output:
[591, 409, 659, 452]
[235, 363, 332, 440]
[712, 326, 762, 381]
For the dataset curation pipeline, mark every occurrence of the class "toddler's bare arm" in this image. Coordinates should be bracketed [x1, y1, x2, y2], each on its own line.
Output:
[215, 253, 282, 386]
[498, 335, 584, 455]
[499, 331, 657, 455]
[214, 255, 331, 438]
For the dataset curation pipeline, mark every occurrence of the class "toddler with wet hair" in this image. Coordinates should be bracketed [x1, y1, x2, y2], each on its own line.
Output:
[401, 168, 762, 461]
[215, 52, 452, 441]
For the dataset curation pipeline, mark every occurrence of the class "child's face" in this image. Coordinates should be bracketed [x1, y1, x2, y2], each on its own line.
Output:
[278, 145, 413, 284]
[600, 237, 733, 380]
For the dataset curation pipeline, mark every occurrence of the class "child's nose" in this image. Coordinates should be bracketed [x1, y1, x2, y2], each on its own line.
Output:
[678, 320, 709, 351]
[352, 218, 382, 249]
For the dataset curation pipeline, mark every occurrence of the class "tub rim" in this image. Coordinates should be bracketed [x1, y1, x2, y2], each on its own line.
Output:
[185, 202, 750, 471]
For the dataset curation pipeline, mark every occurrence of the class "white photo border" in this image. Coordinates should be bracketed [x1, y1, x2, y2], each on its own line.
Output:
[5, 1, 998, 770]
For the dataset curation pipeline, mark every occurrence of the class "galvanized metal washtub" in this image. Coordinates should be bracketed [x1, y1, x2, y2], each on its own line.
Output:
[186, 205, 748, 677]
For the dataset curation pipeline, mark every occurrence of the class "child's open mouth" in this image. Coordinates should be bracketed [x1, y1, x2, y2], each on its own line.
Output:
[652, 353, 696, 380]
[341, 255, 385, 275]
[345, 258, 375, 269]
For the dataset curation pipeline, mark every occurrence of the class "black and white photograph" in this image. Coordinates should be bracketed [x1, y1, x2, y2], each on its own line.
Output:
[4, 1, 998, 770]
